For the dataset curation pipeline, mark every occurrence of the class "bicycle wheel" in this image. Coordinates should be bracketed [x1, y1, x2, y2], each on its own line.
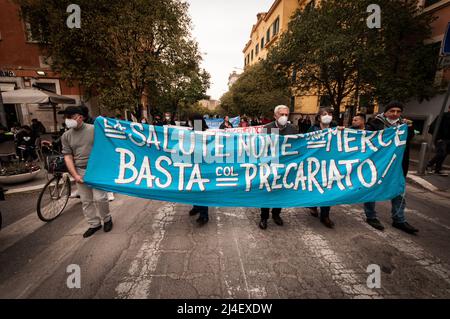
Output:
[37, 174, 71, 222]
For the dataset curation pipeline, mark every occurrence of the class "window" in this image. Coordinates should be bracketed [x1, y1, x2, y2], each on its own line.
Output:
[34, 82, 57, 93]
[273, 17, 280, 36]
[23, 12, 45, 43]
[266, 28, 271, 43]
[251, 50, 254, 61]
[261, 37, 265, 49]
[256, 44, 259, 56]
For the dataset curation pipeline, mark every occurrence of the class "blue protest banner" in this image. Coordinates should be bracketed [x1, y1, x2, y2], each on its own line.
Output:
[84, 117, 407, 208]
[205, 116, 240, 129]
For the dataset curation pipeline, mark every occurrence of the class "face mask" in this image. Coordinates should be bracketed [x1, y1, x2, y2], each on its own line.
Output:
[65, 118, 78, 129]
[165, 117, 171, 120]
[277, 115, 288, 126]
[386, 117, 400, 125]
[321, 115, 333, 125]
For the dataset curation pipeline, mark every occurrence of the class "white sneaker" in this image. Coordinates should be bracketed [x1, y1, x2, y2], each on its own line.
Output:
[107, 192, 115, 201]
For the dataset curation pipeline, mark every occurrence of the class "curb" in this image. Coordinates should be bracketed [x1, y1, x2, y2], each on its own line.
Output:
[406, 173, 450, 199]
[406, 174, 439, 192]
[4, 177, 76, 195]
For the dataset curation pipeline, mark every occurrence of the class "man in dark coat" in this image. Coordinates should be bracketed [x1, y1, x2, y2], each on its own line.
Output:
[259, 105, 297, 230]
[363, 101, 418, 234]
[188, 113, 210, 226]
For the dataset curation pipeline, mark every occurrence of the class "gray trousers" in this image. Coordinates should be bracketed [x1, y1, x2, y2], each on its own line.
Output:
[77, 168, 111, 228]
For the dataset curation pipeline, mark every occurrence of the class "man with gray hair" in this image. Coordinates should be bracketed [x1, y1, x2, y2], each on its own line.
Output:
[259, 105, 297, 230]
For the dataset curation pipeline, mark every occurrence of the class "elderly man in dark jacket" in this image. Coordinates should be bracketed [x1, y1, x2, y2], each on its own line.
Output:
[259, 105, 297, 230]
[188, 113, 210, 226]
[363, 101, 418, 234]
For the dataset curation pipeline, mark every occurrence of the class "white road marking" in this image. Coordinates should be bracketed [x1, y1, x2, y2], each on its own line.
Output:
[0, 219, 87, 298]
[405, 208, 450, 232]
[0, 200, 78, 253]
[286, 208, 382, 299]
[341, 205, 450, 286]
[115, 203, 175, 299]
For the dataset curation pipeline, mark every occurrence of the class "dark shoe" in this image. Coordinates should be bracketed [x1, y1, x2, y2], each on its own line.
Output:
[273, 215, 284, 226]
[259, 219, 268, 230]
[83, 225, 102, 238]
[366, 218, 385, 231]
[320, 217, 335, 228]
[309, 207, 319, 218]
[392, 222, 419, 234]
[104, 219, 113, 232]
[196, 216, 209, 226]
[189, 208, 199, 216]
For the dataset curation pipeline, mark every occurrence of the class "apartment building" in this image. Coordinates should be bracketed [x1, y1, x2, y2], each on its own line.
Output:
[0, 0, 83, 130]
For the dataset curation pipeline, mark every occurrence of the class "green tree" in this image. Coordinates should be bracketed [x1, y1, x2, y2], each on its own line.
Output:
[17, 0, 210, 117]
[269, 0, 436, 119]
[219, 62, 291, 117]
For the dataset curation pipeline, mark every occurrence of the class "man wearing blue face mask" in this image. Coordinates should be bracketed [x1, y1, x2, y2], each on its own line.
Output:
[59, 106, 113, 238]
[258, 105, 297, 230]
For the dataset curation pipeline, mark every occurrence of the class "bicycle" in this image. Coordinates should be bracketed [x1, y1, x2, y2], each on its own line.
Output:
[36, 143, 71, 222]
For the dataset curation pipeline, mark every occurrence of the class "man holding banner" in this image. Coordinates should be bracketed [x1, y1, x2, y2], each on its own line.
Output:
[60, 106, 113, 238]
[259, 105, 298, 230]
[188, 113, 210, 226]
[363, 101, 418, 234]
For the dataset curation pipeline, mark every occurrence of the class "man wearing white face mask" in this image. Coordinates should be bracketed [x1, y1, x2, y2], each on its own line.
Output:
[259, 105, 297, 230]
[307, 107, 338, 228]
[59, 106, 113, 238]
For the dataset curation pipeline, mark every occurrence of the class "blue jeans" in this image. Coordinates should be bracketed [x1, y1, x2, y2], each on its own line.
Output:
[364, 194, 406, 223]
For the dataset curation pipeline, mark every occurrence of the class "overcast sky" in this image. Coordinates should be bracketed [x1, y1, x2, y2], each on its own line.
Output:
[187, 0, 274, 100]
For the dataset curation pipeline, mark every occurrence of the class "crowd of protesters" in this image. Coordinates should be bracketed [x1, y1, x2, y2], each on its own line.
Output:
[27, 100, 450, 238]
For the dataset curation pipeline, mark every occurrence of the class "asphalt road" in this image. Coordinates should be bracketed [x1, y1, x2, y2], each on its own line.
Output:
[0, 184, 449, 299]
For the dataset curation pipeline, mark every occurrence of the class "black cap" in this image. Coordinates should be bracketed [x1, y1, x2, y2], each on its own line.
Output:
[58, 106, 83, 116]
[384, 101, 404, 113]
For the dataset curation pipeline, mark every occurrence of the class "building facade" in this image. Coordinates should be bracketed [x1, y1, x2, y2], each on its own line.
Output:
[242, 0, 337, 121]
[0, 0, 83, 131]
[404, 0, 450, 140]
[243, 0, 447, 129]
[198, 99, 221, 112]
[228, 71, 241, 88]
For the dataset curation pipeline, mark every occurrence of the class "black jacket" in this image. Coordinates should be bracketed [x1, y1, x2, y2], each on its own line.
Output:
[264, 121, 298, 136]
[428, 112, 450, 141]
[366, 114, 415, 177]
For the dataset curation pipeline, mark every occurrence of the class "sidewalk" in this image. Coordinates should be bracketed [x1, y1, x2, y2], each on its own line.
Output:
[407, 159, 450, 196]
[3, 169, 49, 195]
[3, 167, 74, 195]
